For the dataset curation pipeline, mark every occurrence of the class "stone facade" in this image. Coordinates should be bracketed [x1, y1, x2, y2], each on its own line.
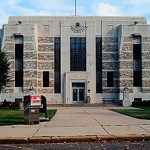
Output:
[37, 37, 54, 94]
[1, 16, 150, 106]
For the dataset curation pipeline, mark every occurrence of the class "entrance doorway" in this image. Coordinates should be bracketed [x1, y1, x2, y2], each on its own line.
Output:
[72, 83, 85, 102]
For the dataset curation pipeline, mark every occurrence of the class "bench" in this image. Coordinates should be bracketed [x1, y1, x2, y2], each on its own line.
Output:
[102, 98, 115, 105]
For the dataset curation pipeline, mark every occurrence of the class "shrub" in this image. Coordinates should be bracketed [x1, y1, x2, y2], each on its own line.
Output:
[142, 100, 150, 106]
[132, 100, 141, 107]
[0, 100, 19, 109]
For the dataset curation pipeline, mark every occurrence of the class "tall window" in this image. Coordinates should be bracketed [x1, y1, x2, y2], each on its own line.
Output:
[43, 71, 49, 87]
[96, 38, 102, 93]
[15, 36, 23, 87]
[107, 72, 114, 87]
[54, 37, 61, 93]
[70, 38, 86, 71]
[133, 39, 142, 87]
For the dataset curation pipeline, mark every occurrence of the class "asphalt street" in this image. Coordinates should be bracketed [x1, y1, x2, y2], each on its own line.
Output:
[0, 141, 150, 150]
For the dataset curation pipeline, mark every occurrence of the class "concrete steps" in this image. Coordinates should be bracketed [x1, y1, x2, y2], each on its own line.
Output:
[47, 103, 120, 107]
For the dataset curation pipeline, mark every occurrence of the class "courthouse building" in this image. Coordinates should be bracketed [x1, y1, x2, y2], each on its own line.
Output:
[0, 16, 150, 106]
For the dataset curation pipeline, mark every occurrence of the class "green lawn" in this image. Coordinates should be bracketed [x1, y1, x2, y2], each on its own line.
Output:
[0, 109, 57, 125]
[110, 107, 150, 120]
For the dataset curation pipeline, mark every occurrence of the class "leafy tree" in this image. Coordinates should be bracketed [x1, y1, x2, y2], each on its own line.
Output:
[0, 50, 11, 92]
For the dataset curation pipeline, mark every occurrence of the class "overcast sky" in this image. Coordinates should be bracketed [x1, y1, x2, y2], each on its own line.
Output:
[0, 0, 150, 27]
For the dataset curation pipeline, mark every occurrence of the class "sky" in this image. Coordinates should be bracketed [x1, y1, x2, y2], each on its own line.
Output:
[0, 0, 150, 27]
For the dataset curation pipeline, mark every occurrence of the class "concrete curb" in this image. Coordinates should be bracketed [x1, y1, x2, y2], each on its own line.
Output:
[0, 135, 150, 144]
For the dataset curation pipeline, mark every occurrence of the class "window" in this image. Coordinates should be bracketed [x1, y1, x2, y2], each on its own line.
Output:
[15, 44, 23, 87]
[70, 38, 86, 71]
[133, 40, 142, 87]
[15, 71, 23, 87]
[54, 37, 61, 93]
[96, 38, 102, 93]
[134, 71, 142, 87]
[107, 72, 114, 87]
[43, 71, 49, 87]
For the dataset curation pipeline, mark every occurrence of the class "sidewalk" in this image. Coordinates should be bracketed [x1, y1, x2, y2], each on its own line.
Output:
[0, 106, 150, 143]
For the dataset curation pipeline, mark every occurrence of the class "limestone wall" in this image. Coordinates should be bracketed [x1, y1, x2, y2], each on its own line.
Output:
[2, 16, 150, 104]
[37, 37, 54, 94]
[102, 37, 119, 93]
[119, 25, 150, 103]
[142, 37, 150, 92]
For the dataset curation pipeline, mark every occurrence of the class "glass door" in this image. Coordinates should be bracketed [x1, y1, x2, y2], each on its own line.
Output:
[73, 88, 78, 101]
[79, 88, 84, 101]
[73, 87, 84, 102]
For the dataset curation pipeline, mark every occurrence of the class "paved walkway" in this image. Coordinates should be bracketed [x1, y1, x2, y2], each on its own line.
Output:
[0, 107, 150, 143]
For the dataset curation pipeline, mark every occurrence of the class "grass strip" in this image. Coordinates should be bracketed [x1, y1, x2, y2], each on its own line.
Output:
[110, 107, 150, 120]
[0, 109, 57, 125]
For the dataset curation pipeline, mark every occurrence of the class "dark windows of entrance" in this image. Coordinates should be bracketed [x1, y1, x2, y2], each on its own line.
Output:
[54, 37, 61, 93]
[70, 38, 86, 71]
[72, 83, 85, 102]
[96, 38, 102, 93]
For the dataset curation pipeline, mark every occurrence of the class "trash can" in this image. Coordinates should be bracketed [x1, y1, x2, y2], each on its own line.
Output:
[24, 95, 41, 124]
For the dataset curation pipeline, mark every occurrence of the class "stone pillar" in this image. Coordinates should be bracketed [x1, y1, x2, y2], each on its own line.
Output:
[86, 21, 96, 103]
[60, 20, 70, 103]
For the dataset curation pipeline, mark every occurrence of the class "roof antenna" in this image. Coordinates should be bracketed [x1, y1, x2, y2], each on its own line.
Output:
[75, 0, 76, 16]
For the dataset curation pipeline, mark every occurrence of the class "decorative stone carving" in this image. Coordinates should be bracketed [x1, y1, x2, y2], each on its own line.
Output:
[70, 23, 86, 33]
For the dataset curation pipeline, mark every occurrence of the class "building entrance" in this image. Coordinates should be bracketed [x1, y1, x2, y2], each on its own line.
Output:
[72, 83, 85, 102]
